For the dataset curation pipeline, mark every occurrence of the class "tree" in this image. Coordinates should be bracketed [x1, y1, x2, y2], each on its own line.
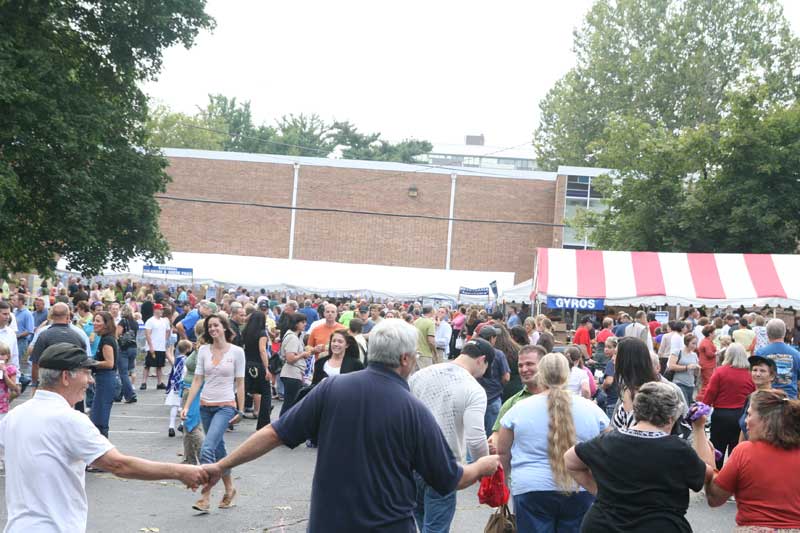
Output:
[0, 1, 214, 277]
[331, 121, 433, 163]
[147, 101, 434, 163]
[534, 0, 800, 170]
[573, 86, 799, 253]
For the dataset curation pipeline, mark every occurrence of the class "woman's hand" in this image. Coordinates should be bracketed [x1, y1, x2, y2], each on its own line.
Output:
[229, 411, 242, 425]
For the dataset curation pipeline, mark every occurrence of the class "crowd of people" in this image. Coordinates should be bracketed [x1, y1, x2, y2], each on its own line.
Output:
[0, 276, 799, 532]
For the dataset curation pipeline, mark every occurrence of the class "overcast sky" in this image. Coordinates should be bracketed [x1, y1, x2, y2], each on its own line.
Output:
[144, 0, 800, 148]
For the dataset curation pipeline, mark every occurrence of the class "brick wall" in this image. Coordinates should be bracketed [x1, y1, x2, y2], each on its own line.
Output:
[159, 155, 561, 283]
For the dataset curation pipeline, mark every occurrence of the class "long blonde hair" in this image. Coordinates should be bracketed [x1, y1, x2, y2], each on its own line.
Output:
[538, 353, 577, 492]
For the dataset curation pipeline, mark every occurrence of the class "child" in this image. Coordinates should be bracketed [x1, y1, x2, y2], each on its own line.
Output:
[0, 341, 19, 420]
[181, 322, 206, 464]
[165, 339, 191, 437]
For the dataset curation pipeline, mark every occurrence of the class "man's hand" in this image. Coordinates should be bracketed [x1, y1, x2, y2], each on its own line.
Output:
[175, 464, 208, 491]
[202, 463, 224, 491]
[229, 412, 242, 425]
[180, 408, 188, 420]
[474, 454, 501, 477]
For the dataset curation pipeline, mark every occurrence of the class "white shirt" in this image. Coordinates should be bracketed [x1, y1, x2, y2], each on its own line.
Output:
[323, 360, 341, 377]
[0, 326, 19, 367]
[195, 344, 245, 404]
[567, 366, 589, 396]
[409, 363, 488, 462]
[435, 320, 453, 357]
[144, 316, 170, 351]
[0, 390, 113, 533]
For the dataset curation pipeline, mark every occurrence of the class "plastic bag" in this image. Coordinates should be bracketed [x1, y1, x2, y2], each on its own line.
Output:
[478, 464, 509, 507]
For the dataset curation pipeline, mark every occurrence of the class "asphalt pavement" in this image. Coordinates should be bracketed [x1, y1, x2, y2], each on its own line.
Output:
[0, 383, 737, 532]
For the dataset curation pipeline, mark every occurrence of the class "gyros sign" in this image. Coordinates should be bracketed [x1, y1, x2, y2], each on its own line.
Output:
[546, 296, 604, 310]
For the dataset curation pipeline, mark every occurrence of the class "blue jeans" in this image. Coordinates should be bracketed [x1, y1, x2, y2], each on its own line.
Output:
[513, 490, 594, 533]
[413, 473, 456, 533]
[90, 371, 116, 437]
[116, 346, 137, 401]
[484, 396, 502, 437]
[17, 337, 29, 372]
[199, 405, 236, 476]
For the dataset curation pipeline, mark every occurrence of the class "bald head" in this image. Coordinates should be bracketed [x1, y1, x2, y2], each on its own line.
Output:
[51, 302, 70, 323]
[324, 304, 338, 324]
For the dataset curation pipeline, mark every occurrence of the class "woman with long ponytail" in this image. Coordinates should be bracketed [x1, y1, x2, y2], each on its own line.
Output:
[496, 353, 609, 532]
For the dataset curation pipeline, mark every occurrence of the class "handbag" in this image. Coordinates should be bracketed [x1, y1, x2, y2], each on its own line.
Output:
[664, 351, 682, 382]
[455, 334, 465, 350]
[484, 504, 516, 533]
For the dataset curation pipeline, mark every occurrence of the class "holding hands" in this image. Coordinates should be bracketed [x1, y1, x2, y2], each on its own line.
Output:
[175, 464, 209, 491]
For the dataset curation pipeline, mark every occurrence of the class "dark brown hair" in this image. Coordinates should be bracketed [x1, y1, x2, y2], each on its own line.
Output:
[201, 314, 236, 344]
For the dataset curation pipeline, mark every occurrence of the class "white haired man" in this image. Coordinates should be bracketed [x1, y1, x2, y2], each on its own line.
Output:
[200, 319, 500, 532]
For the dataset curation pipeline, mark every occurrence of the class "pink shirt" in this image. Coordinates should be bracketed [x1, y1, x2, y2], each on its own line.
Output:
[0, 364, 18, 413]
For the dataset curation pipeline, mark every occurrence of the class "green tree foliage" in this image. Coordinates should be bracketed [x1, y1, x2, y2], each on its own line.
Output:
[147, 96, 433, 162]
[574, 86, 800, 253]
[535, 0, 800, 170]
[0, 1, 214, 277]
[331, 121, 433, 163]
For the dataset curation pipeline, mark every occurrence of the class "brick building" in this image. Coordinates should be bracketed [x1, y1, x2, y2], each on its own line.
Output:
[158, 148, 609, 283]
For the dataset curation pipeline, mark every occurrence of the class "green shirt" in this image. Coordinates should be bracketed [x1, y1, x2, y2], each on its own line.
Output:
[414, 317, 435, 358]
[339, 310, 355, 328]
[492, 387, 535, 433]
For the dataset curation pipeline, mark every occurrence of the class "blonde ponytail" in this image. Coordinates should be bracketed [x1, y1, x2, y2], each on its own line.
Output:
[539, 353, 578, 492]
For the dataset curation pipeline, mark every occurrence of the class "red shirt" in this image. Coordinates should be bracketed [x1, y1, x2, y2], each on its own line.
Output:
[715, 441, 800, 528]
[702, 366, 755, 409]
[595, 328, 613, 344]
[698, 337, 717, 369]
[648, 320, 660, 337]
[572, 327, 592, 357]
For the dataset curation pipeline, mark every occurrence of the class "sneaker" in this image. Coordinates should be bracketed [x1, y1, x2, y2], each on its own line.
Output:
[156, 383, 166, 390]
[114, 397, 123, 403]
[140, 383, 147, 391]
[168, 428, 175, 437]
[124, 397, 137, 404]
[177, 423, 184, 433]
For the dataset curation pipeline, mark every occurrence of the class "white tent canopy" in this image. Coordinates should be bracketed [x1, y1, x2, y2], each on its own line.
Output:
[57, 252, 515, 301]
[501, 279, 533, 303]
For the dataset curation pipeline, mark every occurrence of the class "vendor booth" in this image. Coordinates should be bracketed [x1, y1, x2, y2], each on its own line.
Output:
[57, 252, 515, 302]
[532, 248, 800, 310]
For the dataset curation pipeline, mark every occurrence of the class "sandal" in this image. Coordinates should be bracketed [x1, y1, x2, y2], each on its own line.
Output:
[219, 489, 237, 509]
[192, 499, 210, 514]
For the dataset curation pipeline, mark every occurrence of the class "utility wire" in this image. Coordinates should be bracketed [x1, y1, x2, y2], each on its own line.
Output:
[155, 194, 565, 228]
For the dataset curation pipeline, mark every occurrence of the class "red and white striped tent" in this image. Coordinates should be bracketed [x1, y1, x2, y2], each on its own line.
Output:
[533, 248, 800, 308]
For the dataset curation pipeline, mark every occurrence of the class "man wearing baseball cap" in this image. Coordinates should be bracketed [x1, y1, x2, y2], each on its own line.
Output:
[0, 343, 207, 533]
[142, 302, 171, 390]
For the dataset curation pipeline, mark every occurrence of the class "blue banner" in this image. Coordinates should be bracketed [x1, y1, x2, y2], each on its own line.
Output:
[489, 280, 498, 298]
[546, 296, 604, 310]
[143, 265, 194, 277]
[459, 287, 490, 296]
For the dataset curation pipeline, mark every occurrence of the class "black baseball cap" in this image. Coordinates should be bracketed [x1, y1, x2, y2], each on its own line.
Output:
[39, 343, 99, 370]
[748, 355, 777, 372]
[461, 337, 496, 376]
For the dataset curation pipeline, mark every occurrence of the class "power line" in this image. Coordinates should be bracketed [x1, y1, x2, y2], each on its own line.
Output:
[155, 194, 565, 228]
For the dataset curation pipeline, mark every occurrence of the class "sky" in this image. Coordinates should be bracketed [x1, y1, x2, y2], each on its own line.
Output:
[144, 0, 800, 149]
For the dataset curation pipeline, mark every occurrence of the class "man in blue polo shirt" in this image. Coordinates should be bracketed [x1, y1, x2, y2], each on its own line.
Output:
[176, 300, 212, 342]
[755, 319, 800, 399]
[200, 319, 500, 532]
